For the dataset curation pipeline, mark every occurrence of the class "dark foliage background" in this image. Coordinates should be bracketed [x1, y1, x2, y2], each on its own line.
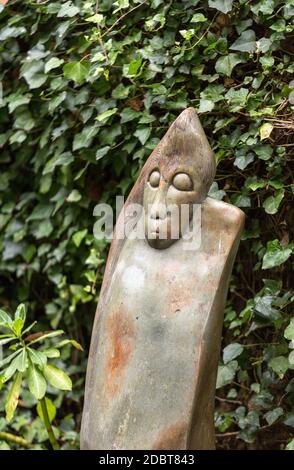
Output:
[0, 0, 293, 450]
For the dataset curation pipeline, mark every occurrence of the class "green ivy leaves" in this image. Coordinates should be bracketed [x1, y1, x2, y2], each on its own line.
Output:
[0, 0, 293, 450]
[284, 319, 294, 341]
[209, 0, 233, 14]
[63, 61, 91, 85]
[262, 240, 292, 270]
[215, 53, 244, 77]
[230, 30, 256, 53]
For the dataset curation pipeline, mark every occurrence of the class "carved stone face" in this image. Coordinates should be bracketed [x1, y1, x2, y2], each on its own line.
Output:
[140, 108, 216, 250]
[143, 164, 203, 250]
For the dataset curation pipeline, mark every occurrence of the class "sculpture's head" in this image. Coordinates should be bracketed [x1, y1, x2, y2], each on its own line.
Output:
[143, 108, 216, 249]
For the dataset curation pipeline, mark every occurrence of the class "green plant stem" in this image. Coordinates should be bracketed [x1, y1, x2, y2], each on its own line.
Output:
[40, 397, 60, 450]
[0, 431, 32, 449]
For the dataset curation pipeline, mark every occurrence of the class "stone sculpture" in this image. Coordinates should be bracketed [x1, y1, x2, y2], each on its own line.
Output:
[81, 108, 245, 450]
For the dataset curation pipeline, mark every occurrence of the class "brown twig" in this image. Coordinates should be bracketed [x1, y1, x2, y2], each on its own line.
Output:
[95, 0, 109, 64]
[0, 431, 32, 449]
[216, 422, 279, 438]
[216, 396, 243, 405]
[100, 0, 147, 39]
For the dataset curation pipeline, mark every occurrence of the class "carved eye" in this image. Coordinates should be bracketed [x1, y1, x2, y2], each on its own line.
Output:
[172, 173, 193, 191]
[149, 170, 160, 188]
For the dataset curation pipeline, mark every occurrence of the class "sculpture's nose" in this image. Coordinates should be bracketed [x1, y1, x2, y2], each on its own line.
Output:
[150, 204, 167, 220]
[149, 181, 170, 220]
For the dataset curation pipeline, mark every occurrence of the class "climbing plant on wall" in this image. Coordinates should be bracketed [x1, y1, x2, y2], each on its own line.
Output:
[0, 0, 293, 449]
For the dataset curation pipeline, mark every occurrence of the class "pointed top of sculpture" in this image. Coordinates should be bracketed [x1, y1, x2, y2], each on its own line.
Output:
[151, 107, 216, 202]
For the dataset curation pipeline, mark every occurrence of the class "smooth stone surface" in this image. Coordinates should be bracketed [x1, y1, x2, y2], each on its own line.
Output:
[81, 108, 245, 450]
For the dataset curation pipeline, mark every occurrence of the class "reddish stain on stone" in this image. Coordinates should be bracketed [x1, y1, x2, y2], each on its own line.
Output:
[104, 307, 135, 398]
[169, 282, 193, 315]
[153, 421, 187, 450]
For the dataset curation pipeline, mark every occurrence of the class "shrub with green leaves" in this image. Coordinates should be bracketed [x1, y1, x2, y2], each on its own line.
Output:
[0, 303, 82, 449]
[0, 0, 293, 450]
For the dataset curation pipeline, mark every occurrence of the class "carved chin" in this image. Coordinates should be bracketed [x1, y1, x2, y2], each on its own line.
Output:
[145, 235, 178, 250]
[144, 218, 180, 249]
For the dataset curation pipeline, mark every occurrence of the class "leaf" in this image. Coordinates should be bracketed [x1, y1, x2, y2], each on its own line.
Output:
[262, 190, 284, 215]
[22, 321, 37, 336]
[95, 108, 118, 122]
[15, 349, 27, 373]
[22, 244, 37, 263]
[284, 318, 294, 341]
[66, 189, 82, 202]
[0, 26, 26, 41]
[3, 351, 27, 380]
[85, 14, 104, 24]
[48, 91, 67, 113]
[259, 122, 274, 140]
[57, 1, 80, 18]
[191, 13, 207, 23]
[20, 60, 47, 89]
[56, 339, 84, 351]
[215, 53, 244, 76]
[254, 294, 281, 321]
[234, 153, 254, 170]
[0, 337, 16, 346]
[28, 203, 53, 221]
[28, 330, 64, 345]
[288, 350, 294, 365]
[112, 83, 131, 100]
[216, 361, 238, 388]
[27, 348, 47, 367]
[264, 407, 284, 426]
[32, 220, 53, 239]
[43, 364, 72, 391]
[198, 99, 215, 113]
[7, 92, 32, 113]
[12, 318, 25, 337]
[72, 229, 88, 248]
[37, 397, 56, 424]
[5, 372, 22, 422]
[96, 145, 110, 161]
[268, 356, 289, 379]
[0, 350, 21, 371]
[45, 57, 64, 74]
[0, 309, 13, 327]
[223, 343, 244, 364]
[201, 84, 225, 103]
[262, 239, 292, 269]
[253, 145, 273, 161]
[230, 30, 256, 53]
[208, 0, 233, 14]
[260, 54, 274, 67]
[27, 364, 46, 400]
[14, 303, 26, 323]
[134, 126, 151, 145]
[127, 58, 142, 77]
[120, 108, 139, 123]
[43, 348, 60, 358]
[225, 87, 249, 112]
[284, 413, 294, 428]
[73, 124, 99, 151]
[286, 439, 294, 450]
[256, 38, 273, 53]
[208, 182, 226, 200]
[63, 61, 90, 85]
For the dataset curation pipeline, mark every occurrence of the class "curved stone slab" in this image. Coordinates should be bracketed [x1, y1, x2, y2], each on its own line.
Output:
[81, 108, 244, 450]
